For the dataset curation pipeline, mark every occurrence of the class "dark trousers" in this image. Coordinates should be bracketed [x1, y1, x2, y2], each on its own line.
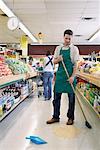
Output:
[53, 92, 75, 120]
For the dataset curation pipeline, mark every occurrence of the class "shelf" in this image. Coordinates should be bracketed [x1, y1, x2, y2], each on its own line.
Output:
[0, 72, 37, 89]
[0, 75, 24, 89]
[0, 91, 33, 122]
[0, 72, 37, 121]
[76, 72, 100, 88]
[25, 72, 37, 79]
[76, 87, 100, 118]
[80, 55, 100, 61]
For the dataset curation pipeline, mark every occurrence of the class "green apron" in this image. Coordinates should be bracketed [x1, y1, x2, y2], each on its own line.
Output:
[54, 48, 76, 93]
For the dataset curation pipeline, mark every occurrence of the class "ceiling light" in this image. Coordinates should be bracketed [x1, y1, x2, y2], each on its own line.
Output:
[19, 22, 37, 42]
[82, 17, 95, 21]
[0, 0, 15, 17]
[1, 13, 7, 17]
[74, 35, 82, 37]
[88, 29, 100, 42]
[0, 0, 38, 42]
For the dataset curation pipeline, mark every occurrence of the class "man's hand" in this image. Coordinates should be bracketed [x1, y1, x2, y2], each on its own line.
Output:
[54, 55, 63, 64]
[57, 55, 63, 62]
[68, 76, 74, 84]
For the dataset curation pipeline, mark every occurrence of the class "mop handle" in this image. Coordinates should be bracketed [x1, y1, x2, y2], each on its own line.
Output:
[61, 60, 75, 92]
[61, 60, 87, 120]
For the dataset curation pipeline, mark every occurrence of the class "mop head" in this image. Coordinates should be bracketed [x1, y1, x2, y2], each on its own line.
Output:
[85, 121, 92, 129]
[26, 136, 47, 144]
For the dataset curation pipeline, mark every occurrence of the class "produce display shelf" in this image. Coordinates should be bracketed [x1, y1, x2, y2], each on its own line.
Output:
[80, 55, 100, 61]
[25, 72, 37, 79]
[76, 72, 100, 88]
[0, 91, 33, 122]
[76, 87, 100, 118]
[30, 72, 37, 78]
[0, 72, 37, 89]
[0, 72, 37, 121]
[0, 75, 23, 89]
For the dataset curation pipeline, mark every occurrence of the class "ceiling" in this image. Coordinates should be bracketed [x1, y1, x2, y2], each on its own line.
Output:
[0, 0, 100, 45]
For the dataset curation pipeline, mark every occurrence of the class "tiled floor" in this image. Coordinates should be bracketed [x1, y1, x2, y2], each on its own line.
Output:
[0, 93, 100, 150]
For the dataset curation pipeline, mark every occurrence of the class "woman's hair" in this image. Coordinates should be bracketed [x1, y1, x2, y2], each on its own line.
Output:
[64, 29, 73, 36]
[46, 50, 51, 56]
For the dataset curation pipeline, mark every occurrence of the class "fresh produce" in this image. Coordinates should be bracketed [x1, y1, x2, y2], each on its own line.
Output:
[5, 58, 30, 75]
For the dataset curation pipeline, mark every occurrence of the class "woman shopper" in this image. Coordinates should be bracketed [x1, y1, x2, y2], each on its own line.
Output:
[43, 51, 54, 100]
[46, 29, 80, 125]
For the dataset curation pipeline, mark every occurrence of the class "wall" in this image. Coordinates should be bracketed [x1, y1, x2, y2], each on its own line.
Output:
[28, 44, 100, 56]
[77, 45, 100, 55]
[28, 45, 56, 56]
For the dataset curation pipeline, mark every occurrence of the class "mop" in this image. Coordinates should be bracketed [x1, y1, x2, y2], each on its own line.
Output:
[62, 60, 92, 129]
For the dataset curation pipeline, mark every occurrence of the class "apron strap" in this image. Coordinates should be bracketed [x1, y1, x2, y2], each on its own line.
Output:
[44, 56, 53, 68]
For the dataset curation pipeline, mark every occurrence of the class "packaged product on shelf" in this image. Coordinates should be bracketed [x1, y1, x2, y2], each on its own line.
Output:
[77, 77, 100, 115]
[0, 85, 22, 115]
[2, 92, 14, 111]
[94, 96, 98, 109]
[6, 99, 12, 111]
[0, 105, 3, 116]
[94, 96, 100, 114]
[0, 98, 3, 116]
[28, 79, 33, 92]
[0, 70, 34, 120]
[78, 60, 100, 76]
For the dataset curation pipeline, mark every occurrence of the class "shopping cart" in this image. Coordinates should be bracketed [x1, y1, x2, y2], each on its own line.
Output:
[36, 71, 44, 98]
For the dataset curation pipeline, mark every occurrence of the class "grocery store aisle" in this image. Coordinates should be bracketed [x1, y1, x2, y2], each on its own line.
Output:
[0, 92, 100, 150]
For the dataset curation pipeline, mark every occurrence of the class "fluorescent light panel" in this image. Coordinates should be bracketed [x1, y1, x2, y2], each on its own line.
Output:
[0, 0, 15, 17]
[19, 22, 37, 42]
[88, 29, 100, 42]
[0, 0, 38, 42]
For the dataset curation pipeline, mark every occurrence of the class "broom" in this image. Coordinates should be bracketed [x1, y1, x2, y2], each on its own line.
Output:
[62, 60, 92, 129]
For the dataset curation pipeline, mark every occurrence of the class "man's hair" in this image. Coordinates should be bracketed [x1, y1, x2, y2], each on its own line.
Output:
[64, 29, 73, 36]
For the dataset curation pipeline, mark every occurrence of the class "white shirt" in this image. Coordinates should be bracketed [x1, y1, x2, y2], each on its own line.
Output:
[53, 44, 80, 67]
[43, 55, 54, 72]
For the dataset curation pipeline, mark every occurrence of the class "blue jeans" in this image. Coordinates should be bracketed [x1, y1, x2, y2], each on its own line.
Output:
[43, 72, 53, 99]
[53, 92, 75, 120]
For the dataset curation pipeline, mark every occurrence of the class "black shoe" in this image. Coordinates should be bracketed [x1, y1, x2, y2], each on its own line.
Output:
[46, 118, 59, 124]
[66, 119, 74, 125]
[45, 97, 51, 101]
[48, 97, 51, 100]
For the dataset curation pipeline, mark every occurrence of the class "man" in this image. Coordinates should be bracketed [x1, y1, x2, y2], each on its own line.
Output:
[46, 29, 80, 125]
[43, 51, 54, 100]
